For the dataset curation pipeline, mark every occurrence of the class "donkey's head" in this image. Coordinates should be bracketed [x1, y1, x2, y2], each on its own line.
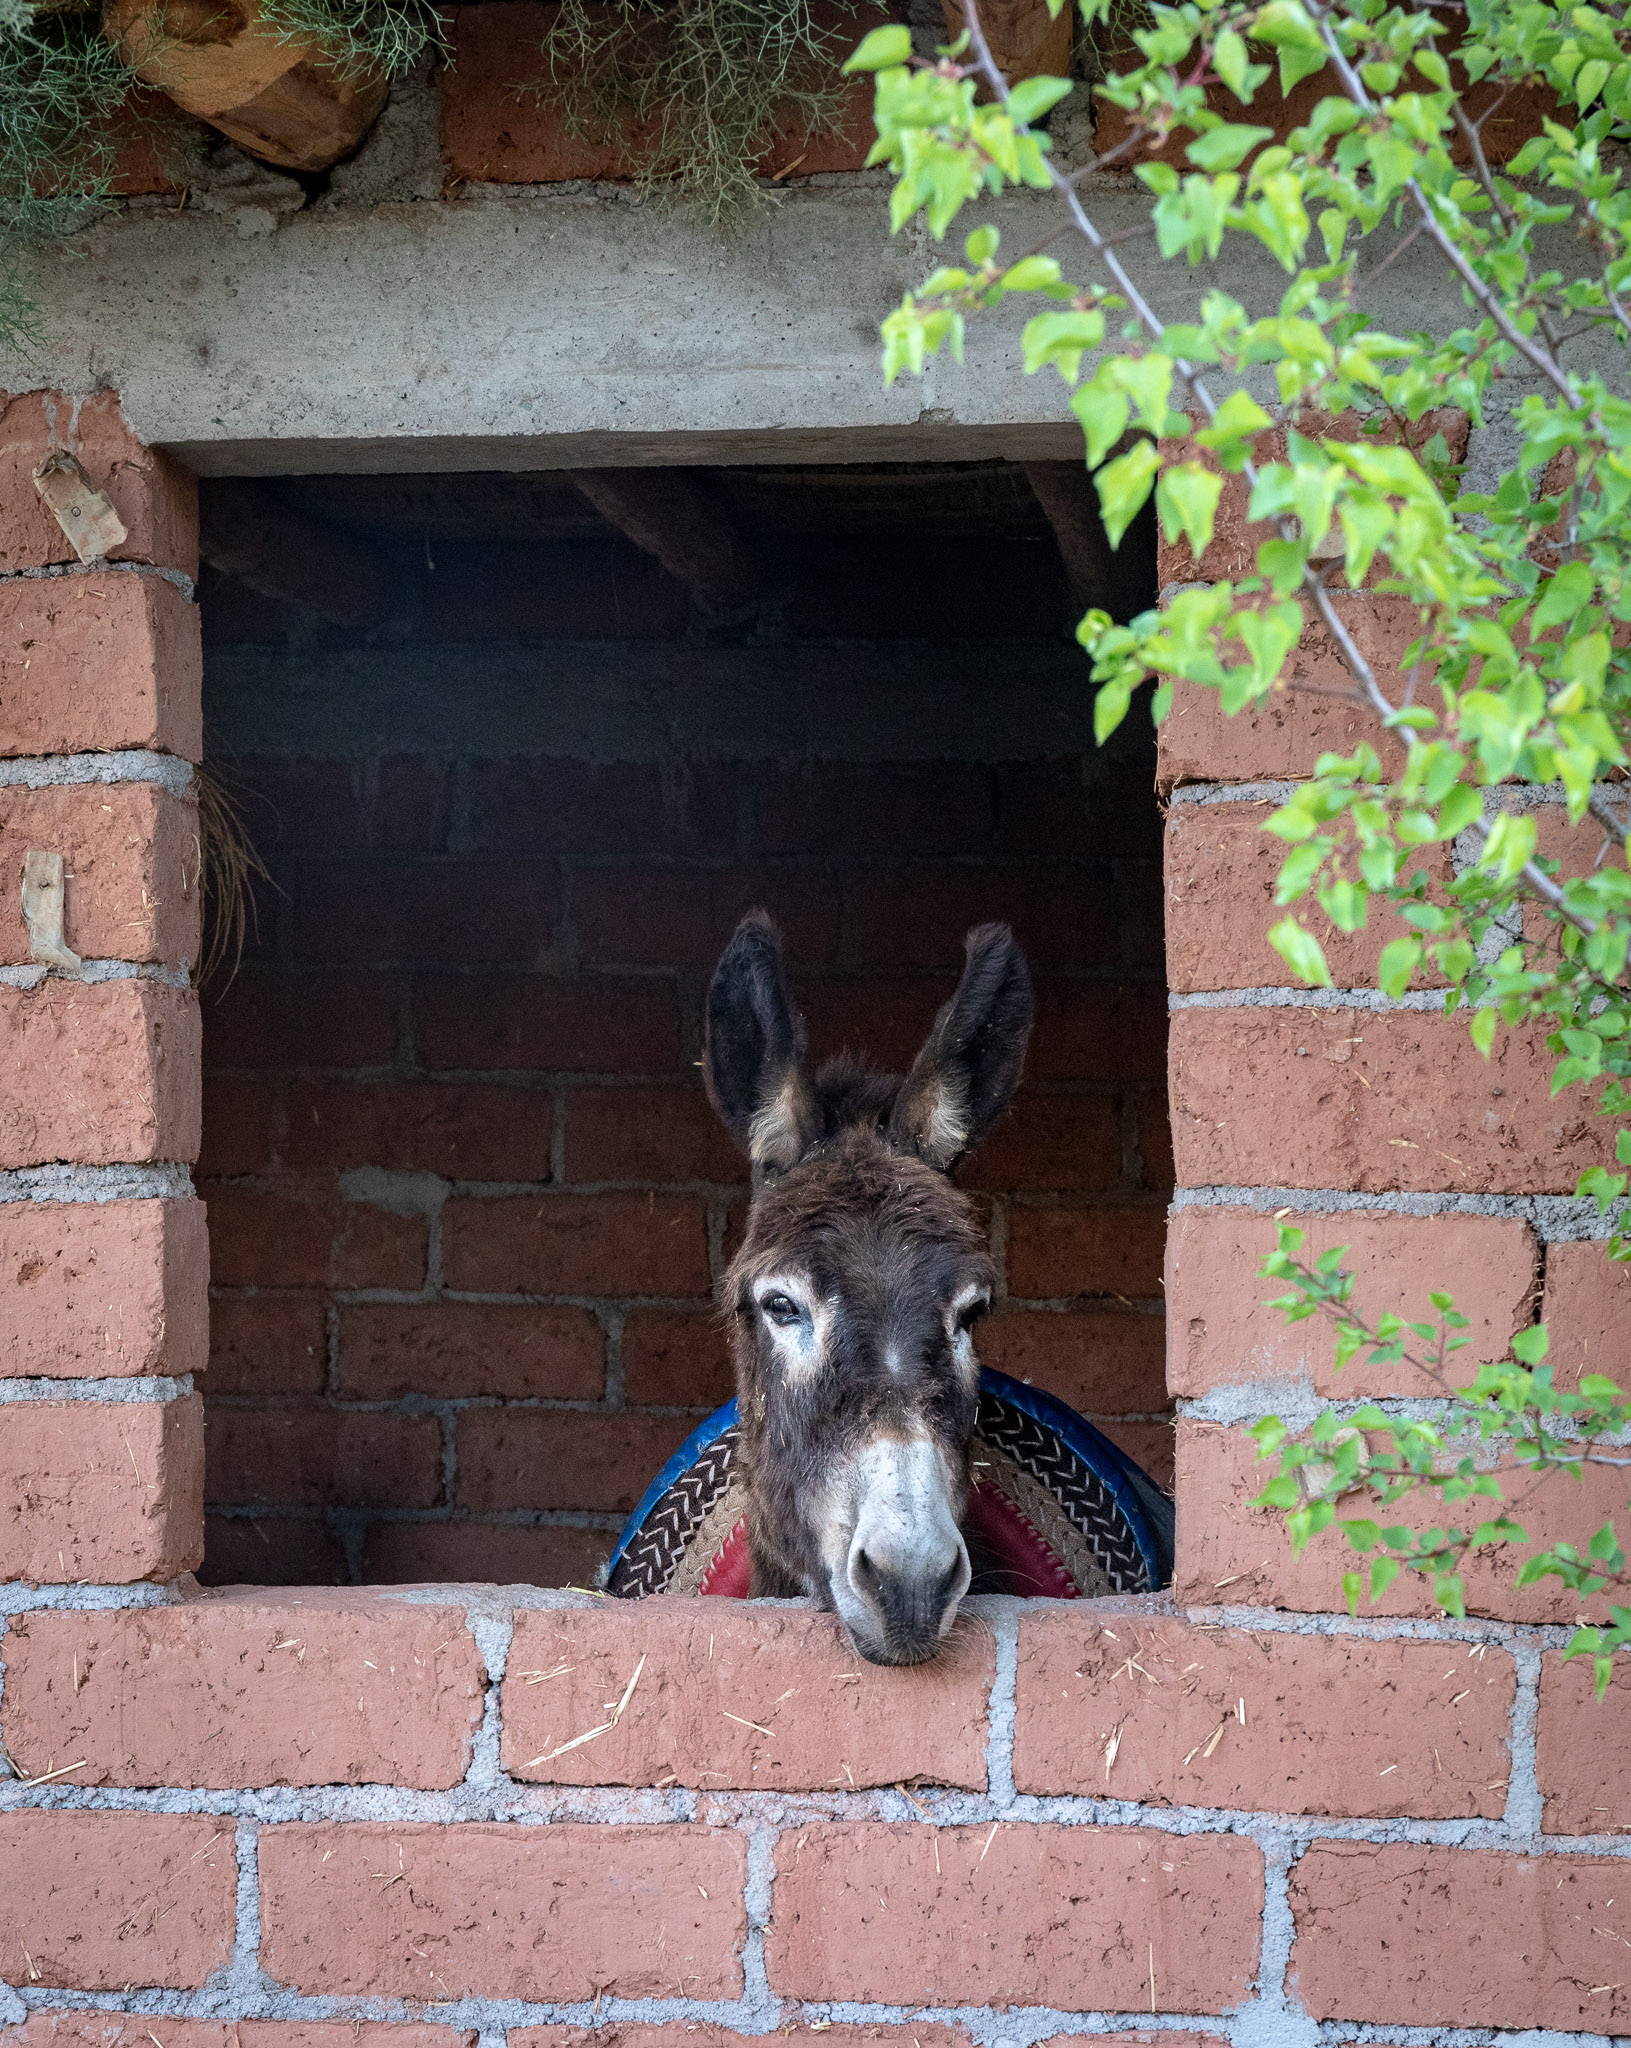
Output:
[705, 911, 1032, 1666]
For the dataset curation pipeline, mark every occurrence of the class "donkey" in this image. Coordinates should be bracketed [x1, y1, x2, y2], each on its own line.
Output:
[703, 910, 1033, 1666]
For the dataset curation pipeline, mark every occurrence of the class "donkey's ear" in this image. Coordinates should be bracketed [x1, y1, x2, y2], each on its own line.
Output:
[890, 924, 1033, 1170]
[704, 913, 818, 1174]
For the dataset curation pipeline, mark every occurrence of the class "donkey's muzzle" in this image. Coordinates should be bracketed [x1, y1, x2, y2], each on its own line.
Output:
[847, 1544, 970, 1664]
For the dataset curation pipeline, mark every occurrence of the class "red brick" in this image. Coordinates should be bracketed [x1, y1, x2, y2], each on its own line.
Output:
[0, 1196, 207, 1378]
[0, 1392, 202, 1581]
[753, 762, 994, 857]
[845, 864, 1117, 973]
[1094, 1414, 1175, 1488]
[339, 1300, 604, 1400]
[424, 540, 689, 641]
[439, 2, 880, 185]
[207, 1291, 328, 1394]
[1156, 597, 1423, 789]
[470, 758, 735, 857]
[0, 1594, 483, 1788]
[798, 975, 966, 1072]
[1170, 1006, 1615, 1195]
[1014, 1608, 1512, 1815]
[442, 1191, 710, 1296]
[225, 756, 365, 850]
[1174, 1419, 1626, 1624]
[621, 1305, 732, 1407]
[414, 972, 679, 1074]
[1166, 1207, 1538, 1398]
[202, 967, 399, 1069]
[961, 1092, 1123, 1193]
[1138, 1089, 1174, 1187]
[259, 1821, 746, 1998]
[1540, 1238, 1631, 1397]
[1005, 1201, 1167, 1299]
[203, 1179, 427, 1289]
[767, 1822, 1261, 2009]
[205, 1402, 443, 1510]
[977, 1307, 1166, 1413]
[0, 784, 199, 967]
[1536, 1649, 1631, 1834]
[200, 1513, 348, 1585]
[794, 975, 1165, 1086]
[1166, 799, 1452, 993]
[1031, 979, 1169, 1083]
[294, 860, 562, 966]
[439, 3, 649, 181]
[503, 1600, 992, 1788]
[361, 1519, 611, 1586]
[574, 867, 838, 971]
[0, 1812, 232, 1988]
[0, 574, 199, 763]
[1100, 45, 1546, 172]
[563, 1084, 742, 1184]
[1523, 801, 1627, 950]
[1154, 414, 1468, 588]
[198, 1072, 281, 1175]
[992, 759, 1157, 859]
[0, 979, 199, 1168]
[374, 755, 452, 851]
[0, 391, 197, 575]
[455, 1407, 695, 1514]
[287, 1078, 555, 1180]
[790, 534, 1064, 639]
[1, 2017, 471, 2048]
[1289, 1842, 1631, 2030]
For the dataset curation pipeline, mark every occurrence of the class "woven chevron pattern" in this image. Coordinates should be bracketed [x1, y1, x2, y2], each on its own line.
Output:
[973, 1388, 1153, 1593]
[607, 1424, 742, 1597]
[607, 1391, 1157, 1599]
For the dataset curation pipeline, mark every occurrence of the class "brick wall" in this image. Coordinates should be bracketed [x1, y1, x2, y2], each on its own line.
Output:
[0, 389, 206, 1588]
[3, 392, 1625, 2048]
[197, 541, 1172, 1583]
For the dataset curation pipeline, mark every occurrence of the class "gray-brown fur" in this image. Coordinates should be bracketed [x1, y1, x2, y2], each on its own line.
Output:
[704, 911, 1032, 1665]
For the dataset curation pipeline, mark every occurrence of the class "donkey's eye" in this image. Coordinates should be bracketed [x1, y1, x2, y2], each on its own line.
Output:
[760, 1292, 804, 1328]
[955, 1296, 990, 1334]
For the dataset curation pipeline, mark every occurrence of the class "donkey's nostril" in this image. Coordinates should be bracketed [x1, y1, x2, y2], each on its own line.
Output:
[844, 1525, 972, 1663]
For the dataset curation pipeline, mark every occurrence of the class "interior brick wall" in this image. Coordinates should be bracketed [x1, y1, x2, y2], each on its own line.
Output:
[197, 732, 1172, 1587]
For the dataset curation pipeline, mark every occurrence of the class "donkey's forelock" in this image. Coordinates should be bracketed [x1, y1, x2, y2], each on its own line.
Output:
[704, 911, 1033, 1666]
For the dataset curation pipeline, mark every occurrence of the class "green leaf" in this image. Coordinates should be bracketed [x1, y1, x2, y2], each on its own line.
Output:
[1378, 936, 1423, 999]
[1269, 916, 1334, 988]
[1185, 125, 1274, 171]
[1156, 462, 1224, 559]
[1370, 1554, 1400, 1602]
[1094, 439, 1160, 548]
[1006, 75, 1073, 125]
[1001, 255, 1063, 292]
[1072, 378, 1131, 468]
[1512, 1323, 1550, 1367]
[1022, 308, 1105, 383]
[844, 23, 912, 71]
[1534, 559, 1595, 632]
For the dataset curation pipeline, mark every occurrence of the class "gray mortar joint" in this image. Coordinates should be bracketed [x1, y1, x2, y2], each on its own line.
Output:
[0, 751, 195, 794]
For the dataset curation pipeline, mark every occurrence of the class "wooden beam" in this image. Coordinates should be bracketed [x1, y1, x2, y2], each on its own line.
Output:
[570, 467, 766, 617]
[199, 479, 394, 628]
[1022, 460, 1119, 611]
